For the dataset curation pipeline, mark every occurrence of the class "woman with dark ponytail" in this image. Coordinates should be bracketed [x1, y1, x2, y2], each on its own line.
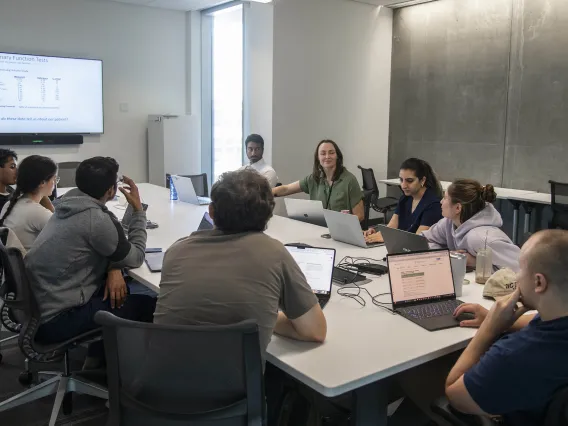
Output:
[365, 158, 443, 243]
[422, 179, 520, 271]
[0, 155, 58, 250]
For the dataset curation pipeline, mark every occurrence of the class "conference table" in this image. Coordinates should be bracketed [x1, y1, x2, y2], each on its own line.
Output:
[379, 178, 549, 244]
[104, 183, 495, 426]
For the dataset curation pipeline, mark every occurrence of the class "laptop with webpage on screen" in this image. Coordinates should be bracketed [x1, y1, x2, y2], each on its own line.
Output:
[387, 249, 464, 331]
[171, 175, 211, 205]
[285, 245, 336, 309]
[284, 199, 327, 227]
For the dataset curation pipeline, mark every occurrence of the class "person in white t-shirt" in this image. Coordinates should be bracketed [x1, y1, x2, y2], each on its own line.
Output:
[238, 134, 279, 187]
[0, 155, 57, 251]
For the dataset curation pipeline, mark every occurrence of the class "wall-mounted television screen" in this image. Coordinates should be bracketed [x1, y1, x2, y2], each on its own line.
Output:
[0, 52, 103, 135]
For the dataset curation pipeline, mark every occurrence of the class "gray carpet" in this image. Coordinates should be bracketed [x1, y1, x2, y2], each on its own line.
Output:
[0, 331, 108, 426]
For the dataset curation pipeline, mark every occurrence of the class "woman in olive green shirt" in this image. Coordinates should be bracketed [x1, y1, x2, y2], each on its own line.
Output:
[272, 140, 365, 221]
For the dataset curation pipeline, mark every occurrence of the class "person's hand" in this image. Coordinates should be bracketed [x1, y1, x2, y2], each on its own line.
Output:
[363, 228, 377, 237]
[119, 176, 143, 212]
[479, 287, 529, 337]
[364, 231, 383, 244]
[103, 269, 127, 309]
[453, 303, 489, 328]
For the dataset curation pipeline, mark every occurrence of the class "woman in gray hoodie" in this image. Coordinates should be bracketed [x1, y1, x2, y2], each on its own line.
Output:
[422, 179, 520, 272]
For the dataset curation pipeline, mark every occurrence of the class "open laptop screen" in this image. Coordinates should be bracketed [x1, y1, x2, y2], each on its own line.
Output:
[388, 250, 455, 305]
[285, 246, 335, 295]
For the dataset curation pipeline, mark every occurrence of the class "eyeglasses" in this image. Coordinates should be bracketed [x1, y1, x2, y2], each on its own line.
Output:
[55, 176, 60, 184]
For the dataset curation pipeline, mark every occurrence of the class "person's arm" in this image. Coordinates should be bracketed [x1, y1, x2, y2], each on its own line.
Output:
[31, 203, 54, 233]
[352, 200, 365, 222]
[273, 181, 302, 197]
[89, 177, 147, 269]
[416, 225, 430, 235]
[420, 219, 448, 249]
[453, 302, 536, 330]
[39, 196, 55, 213]
[274, 306, 327, 342]
[446, 289, 528, 414]
[363, 213, 399, 238]
[487, 236, 521, 272]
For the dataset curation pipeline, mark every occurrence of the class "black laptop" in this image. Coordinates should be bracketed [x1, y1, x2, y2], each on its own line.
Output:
[378, 225, 430, 254]
[387, 249, 464, 331]
[285, 245, 336, 309]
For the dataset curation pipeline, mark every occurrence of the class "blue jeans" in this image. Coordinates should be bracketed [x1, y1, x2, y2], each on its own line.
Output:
[36, 287, 156, 359]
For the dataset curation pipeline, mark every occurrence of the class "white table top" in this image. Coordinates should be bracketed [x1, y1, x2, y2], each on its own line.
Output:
[379, 178, 536, 201]
[505, 191, 551, 205]
[88, 183, 498, 398]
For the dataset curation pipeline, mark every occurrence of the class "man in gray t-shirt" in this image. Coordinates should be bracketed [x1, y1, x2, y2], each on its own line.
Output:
[154, 169, 327, 360]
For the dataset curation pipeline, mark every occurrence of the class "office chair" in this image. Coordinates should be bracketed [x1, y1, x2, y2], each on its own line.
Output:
[431, 386, 568, 426]
[357, 166, 398, 229]
[56, 161, 80, 188]
[549, 180, 568, 230]
[95, 311, 265, 426]
[0, 245, 107, 426]
[165, 173, 209, 197]
[0, 228, 25, 364]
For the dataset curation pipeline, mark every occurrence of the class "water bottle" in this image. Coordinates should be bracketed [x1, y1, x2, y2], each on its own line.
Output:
[169, 176, 178, 201]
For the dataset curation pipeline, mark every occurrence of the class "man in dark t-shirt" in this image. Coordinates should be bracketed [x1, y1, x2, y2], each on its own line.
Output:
[0, 149, 18, 212]
[447, 230, 568, 425]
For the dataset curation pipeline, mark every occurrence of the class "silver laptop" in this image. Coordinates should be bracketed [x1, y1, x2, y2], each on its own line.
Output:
[285, 245, 336, 308]
[285, 199, 327, 227]
[378, 225, 430, 254]
[171, 175, 211, 205]
[323, 209, 383, 249]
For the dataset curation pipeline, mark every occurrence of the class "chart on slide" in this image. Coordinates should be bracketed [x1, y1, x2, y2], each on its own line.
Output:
[0, 53, 103, 133]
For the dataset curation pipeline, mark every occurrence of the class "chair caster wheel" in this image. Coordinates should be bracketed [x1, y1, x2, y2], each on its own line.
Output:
[62, 392, 73, 415]
[18, 371, 33, 386]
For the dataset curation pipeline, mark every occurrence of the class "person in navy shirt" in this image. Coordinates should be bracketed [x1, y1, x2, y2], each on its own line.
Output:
[365, 158, 443, 243]
[447, 230, 568, 425]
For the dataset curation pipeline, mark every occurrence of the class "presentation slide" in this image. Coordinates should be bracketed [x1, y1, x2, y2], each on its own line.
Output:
[0, 53, 103, 134]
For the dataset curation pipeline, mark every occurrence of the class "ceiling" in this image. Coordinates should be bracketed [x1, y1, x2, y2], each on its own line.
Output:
[85, 0, 437, 12]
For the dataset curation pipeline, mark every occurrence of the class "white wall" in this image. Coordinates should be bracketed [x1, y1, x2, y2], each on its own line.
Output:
[272, 0, 393, 198]
[0, 0, 187, 182]
[244, 2, 274, 165]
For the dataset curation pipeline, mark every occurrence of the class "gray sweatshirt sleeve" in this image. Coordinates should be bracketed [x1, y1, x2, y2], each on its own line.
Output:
[89, 209, 147, 269]
[421, 219, 448, 249]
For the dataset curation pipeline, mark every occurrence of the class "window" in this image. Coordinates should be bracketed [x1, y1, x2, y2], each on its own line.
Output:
[202, 2, 244, 183]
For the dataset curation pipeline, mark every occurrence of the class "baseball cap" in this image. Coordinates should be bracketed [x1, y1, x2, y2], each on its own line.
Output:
[483, 268, 517, 300]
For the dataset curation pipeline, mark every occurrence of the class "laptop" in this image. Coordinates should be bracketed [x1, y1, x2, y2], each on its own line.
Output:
[387, 249, 464, 331]
[171, 175, 211, 205]
[145, 251, 165, 272]
[197, 211, 214, 231]
[285, 245, 336, 309]
[323, 209, 383, 249]
[285, 199, 327, 227]
[378, 225, 430, 254]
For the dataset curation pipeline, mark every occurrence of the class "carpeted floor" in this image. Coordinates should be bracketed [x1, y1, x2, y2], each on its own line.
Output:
[0, 331, 108, 426]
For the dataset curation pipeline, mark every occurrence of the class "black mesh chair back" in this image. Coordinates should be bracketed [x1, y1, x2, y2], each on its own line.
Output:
[95, 312, 264, 426]
[166, 173, 209, 197]
[549, 180, 568, 230]
[57, 162, 81, 188]
[357, 166, 398, 229]
[0, 229, 21, 335]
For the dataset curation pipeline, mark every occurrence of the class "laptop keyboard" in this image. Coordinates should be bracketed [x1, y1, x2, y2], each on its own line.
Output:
[399, 299, 462, 320]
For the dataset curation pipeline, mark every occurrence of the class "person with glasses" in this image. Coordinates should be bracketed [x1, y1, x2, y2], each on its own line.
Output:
[0, 155, 57, 251]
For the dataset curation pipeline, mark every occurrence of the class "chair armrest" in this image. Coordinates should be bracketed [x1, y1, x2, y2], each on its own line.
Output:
[372, 197, 398, 211]
[36, 328, 103, 355]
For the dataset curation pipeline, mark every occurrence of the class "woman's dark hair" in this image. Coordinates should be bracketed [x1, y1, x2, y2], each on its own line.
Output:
[312, 140, 345, 184]
[76, 156, 119, 199]
[447, 179, 497, 224]
[210, 169, 275, 233]
[399, 158, 443, 198]
[0, 155, 57, 226]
